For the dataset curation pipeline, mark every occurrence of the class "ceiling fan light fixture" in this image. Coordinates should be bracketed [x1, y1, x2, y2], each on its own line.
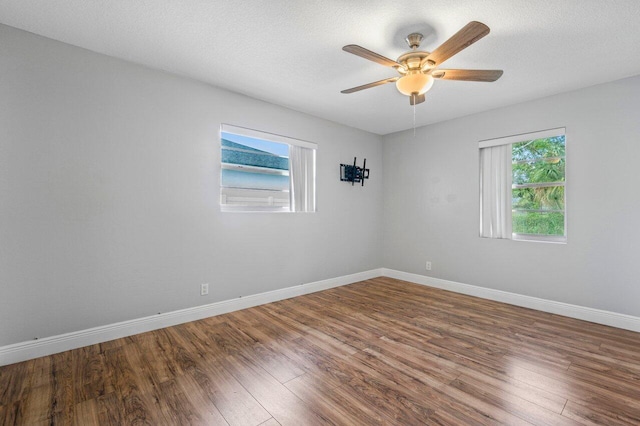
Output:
[395, 72, 434, 96]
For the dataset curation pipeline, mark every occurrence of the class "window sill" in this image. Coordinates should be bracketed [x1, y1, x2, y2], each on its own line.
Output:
[512, 234, 567, 244]
[220, 205, 291, 213]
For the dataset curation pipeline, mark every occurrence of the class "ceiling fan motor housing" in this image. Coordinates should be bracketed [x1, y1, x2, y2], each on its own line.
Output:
[396, 51, 432, 73]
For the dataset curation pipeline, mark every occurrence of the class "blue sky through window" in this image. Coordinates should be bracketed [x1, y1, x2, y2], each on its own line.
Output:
[221, 132, 289, 157]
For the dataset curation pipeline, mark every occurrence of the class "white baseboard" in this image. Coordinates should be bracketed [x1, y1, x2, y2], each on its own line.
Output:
[381, 268, 640, 333]
[0, 269, 383, 366]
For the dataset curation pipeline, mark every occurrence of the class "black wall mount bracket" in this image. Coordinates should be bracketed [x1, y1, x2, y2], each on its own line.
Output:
[340, 157, 370, 186]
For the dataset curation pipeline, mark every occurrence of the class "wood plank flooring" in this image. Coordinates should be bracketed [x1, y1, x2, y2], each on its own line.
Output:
[2, 277, 640, 425]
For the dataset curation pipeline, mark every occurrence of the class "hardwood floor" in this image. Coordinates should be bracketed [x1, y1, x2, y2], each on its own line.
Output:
[2, 277, 640, 425]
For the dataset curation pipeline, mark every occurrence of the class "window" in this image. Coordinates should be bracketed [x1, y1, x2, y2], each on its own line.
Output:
[220, 124, 316, 212]
[479, 128, 566, 242]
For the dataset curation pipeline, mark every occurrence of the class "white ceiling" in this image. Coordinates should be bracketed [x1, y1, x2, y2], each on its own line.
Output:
[2, 0, 640, 135]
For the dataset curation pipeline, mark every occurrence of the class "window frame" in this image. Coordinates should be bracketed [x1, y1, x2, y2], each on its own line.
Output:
[479, 127, 567, 243]
[220, 124, 317, 213]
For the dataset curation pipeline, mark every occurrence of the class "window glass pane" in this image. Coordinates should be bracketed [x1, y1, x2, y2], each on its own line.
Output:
[222, 132, 289, 156]
[221, 169, 289, 191]
[512, 211, 564, 236]
[512, 186, 565, 211]
[512, 135, 565, 162]
[222, 135, 289, 170]
[222, 143, 289, 169]
[512, 158, 565, 185]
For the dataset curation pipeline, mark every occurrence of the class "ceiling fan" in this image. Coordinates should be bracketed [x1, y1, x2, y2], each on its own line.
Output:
[341, 21, 503, 105]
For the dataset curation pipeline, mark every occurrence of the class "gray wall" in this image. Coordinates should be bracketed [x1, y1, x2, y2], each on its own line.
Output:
[0, 24, 384, 346]
[383, 75, 640, 317]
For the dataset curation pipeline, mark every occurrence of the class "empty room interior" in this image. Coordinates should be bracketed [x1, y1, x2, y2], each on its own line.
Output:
[2, 1, 640, 424]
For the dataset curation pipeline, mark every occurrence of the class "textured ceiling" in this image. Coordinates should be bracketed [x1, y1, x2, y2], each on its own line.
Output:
[2, 0, 640, 135]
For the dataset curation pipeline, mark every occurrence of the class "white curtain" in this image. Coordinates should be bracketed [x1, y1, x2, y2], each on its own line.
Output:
[289, 145, 316, 212]
[480, 144, 512, 238]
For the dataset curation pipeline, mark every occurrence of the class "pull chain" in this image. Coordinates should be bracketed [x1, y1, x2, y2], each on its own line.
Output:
[413, 101, 416, 137]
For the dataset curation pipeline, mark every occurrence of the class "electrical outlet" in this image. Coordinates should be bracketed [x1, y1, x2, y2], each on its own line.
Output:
[200, 283, 209, 296]
[426, 261, 432, 271]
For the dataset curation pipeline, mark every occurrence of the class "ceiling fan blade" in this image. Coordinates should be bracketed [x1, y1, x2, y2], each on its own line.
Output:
[341, 77, 399, 94]
[427, 21, 490, 66]
[432, 69, 503, 82]
[343, 45, 401, 68]
[410, 93, 425, 105]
